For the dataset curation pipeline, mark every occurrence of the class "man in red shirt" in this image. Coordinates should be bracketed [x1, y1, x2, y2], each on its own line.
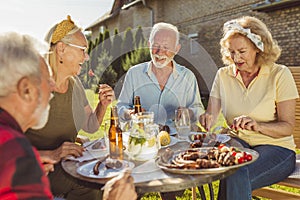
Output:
[0, 32, 55, 199]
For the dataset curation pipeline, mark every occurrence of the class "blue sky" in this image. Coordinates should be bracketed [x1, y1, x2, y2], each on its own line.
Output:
[0, 0, 114, 41]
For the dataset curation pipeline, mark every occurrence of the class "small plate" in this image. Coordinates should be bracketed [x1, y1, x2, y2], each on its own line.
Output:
[169, 127, 177, 136]
[84, 138, 107, 151]
[188, 132, 231, 144]
[85, 138, 108, 159]
[77, 159, 135, 179]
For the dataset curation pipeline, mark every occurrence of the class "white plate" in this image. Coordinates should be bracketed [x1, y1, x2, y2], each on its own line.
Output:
[84, 138, 107, 151]
[77, 159, 135, 179]
[169, 126, 177, 136]
[189, 132, 231, 144]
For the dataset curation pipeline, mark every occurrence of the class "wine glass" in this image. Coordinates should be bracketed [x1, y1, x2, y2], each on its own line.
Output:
[175, 108, 191, 140]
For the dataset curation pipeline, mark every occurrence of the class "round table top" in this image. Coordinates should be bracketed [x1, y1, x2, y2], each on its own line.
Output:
[62, 138, 244, 194]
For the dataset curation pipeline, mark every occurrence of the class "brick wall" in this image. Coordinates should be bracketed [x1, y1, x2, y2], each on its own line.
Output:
[261, 6, 300, 66]
[90, 0, 300, 96]
[97, 0, 300, 67]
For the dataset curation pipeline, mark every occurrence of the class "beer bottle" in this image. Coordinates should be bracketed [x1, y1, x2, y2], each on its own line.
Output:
[108, 106, 123, 160]
[134, 96, 142, 114]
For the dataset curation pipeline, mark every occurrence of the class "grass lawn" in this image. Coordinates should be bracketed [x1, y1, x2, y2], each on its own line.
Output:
[79, 89, 300, 200]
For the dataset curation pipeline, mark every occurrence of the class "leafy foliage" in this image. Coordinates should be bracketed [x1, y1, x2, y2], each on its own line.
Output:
[81, 26, 150, 92]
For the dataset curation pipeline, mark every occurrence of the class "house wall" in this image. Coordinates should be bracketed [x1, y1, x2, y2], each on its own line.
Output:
[90, 0, 300, 97]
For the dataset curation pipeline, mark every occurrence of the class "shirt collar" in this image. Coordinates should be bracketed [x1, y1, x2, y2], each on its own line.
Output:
[229, 63, 271, 78]
[0, 108, 23, 133]
[146, 60, 179, 78]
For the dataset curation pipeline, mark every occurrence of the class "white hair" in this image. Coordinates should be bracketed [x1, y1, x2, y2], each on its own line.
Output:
[149, 22, 179, 46]
[0, 32, 48, 96]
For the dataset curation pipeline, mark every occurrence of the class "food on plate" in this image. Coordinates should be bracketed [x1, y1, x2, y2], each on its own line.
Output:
[91, 139, 106, 150]
[193, 133, 207, 141]
[159, 124, 170, 134]
[105, 159, 123, 169]
[190, 140, 203, 148]
[158, 131, 171, 146]
[165, 144, 253, 169]
[189, 132, 221, 148]
[93, 155, 109, 175]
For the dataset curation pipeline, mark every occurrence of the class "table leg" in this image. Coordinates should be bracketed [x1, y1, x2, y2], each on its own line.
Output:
[209, 183, 214, 200]
[192, 187, 197, 200]
[199, 185, 206, 200]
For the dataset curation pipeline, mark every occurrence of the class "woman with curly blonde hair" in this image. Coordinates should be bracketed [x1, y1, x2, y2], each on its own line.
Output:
[200, 16, 298, 199]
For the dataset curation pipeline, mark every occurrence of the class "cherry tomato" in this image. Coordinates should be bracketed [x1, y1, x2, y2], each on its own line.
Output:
[218, 144, 225, 149]
[245, 154, 253, 161]
[238, 157, 245, 164]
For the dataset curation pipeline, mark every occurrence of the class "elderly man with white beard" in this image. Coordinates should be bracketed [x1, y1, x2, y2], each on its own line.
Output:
[117, 22, 205, 132]
[117, 22, 205, 199]
[0, 32, 56, 199]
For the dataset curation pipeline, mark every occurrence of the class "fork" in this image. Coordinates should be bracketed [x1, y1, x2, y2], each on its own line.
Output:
[82, 139, 98, 148]
[211, 126, 240, 138]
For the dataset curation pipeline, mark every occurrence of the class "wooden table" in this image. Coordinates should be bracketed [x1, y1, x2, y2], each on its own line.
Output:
[61, 139, 242, 196]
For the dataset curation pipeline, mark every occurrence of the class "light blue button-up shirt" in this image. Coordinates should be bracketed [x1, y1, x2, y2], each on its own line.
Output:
[117, 61, 205, 129]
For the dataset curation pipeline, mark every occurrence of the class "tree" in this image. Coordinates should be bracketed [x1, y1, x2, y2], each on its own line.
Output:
[135, 26, 145, 49]
[93, 50, 117, 92]
[102, 29, 111, 55]
[121, 27, 134, 60]
[111, 29, 125, 80]
[122, 44, 150, 72]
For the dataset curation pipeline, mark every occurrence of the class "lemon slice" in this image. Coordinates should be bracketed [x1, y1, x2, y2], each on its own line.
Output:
[147, 137, 156, 147]
[158, 131, 171, 146]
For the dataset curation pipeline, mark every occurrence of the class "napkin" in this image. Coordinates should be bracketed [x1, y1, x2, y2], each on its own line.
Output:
[132, 159, 159, 174]
[66, 139, 108, 162]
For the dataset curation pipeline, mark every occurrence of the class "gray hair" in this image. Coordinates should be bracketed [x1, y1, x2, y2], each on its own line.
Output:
[149, 22, 179, 46]
[0, 32, 48, 96]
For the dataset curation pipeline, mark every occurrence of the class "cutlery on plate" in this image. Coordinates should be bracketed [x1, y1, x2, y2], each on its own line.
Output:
[83, 139, 98, 148]
[211, 126, 240, 138]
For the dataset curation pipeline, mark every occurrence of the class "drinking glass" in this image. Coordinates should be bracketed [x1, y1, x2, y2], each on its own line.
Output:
[175, 108, 191, 140]
[131, 111, 154, 128]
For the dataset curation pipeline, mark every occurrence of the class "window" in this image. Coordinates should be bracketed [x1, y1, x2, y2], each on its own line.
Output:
[188, 33, 199, 55]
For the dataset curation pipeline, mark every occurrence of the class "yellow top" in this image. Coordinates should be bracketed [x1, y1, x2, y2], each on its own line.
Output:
[51, 15, 75, 44]
[211, 63, 299, 151]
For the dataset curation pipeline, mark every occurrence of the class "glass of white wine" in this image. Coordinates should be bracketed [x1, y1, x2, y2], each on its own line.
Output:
[175, 108, 191, 141]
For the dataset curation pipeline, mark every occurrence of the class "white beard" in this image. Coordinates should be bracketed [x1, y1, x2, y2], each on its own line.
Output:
[150, 53, 174, 69]
[31, 102, 50, 130]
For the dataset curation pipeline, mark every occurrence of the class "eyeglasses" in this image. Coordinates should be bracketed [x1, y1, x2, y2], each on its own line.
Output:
[65, 42, 88, 54]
